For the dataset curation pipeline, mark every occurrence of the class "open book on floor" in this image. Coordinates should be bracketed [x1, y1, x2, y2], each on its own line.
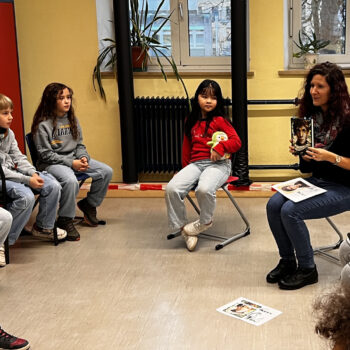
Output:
[272, 177, 326, 202]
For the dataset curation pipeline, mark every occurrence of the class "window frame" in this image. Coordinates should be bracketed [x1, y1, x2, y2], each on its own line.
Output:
[96, 0, 250, 72]
[287, 0, 350, 69]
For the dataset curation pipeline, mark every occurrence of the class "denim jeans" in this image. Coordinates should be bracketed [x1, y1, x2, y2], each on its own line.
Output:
[266, 177, 350, 268]
[165, 159, 231, 230]
[0, 207, 12, 246]
[5, 172, 62, 245]
[47, 158, 113, 218]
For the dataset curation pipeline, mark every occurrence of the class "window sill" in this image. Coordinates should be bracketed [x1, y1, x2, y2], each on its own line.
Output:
[100, 71, 254, 78]
[279, 69, 350, 77]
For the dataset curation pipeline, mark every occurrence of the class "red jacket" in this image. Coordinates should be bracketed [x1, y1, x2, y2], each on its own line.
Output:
[182, 116, 241, 167]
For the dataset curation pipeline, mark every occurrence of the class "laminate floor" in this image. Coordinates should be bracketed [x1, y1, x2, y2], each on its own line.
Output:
[1, 197, 346, 350]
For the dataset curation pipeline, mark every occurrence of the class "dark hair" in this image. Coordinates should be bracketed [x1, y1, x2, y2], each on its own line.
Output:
[293, 118, 310, 134]
[31, 82, 79, 139]
[184, 79, 228, 138]
[298, 62, 350, 130]
[313, 285, 350, 348]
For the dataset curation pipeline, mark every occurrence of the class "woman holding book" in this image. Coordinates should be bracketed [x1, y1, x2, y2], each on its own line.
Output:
[266, 62, 350, 290]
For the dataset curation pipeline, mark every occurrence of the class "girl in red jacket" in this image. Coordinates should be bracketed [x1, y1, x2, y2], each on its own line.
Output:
[165, 80, 241, 251]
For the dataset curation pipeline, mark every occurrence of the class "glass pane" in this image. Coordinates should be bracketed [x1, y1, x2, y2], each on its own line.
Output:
[188, 0, 231, 57]
[301, 0, 346, 54]
[141, 0, 172, 56]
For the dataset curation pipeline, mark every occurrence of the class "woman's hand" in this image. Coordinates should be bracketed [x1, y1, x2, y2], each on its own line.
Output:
[289, 139, 296, 155]
[210, 149, 222, 162]
[305, 147, 333, 162]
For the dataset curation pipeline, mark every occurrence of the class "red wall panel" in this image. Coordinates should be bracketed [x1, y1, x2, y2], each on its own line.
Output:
[0, 1, 25, 153]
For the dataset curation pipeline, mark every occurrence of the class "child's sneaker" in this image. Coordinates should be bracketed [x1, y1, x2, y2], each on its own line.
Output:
[0, 245, 6, 268]
[181, 231, 198, 251]
[183, 219, 213, 236]
[31, 223, 67, 241]
[0, 326, 30, 349]
[77, 198, 99, 227]
[57, 217, 80, 241]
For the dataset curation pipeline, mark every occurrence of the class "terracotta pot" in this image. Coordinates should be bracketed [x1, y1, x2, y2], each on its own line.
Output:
[132, 46, 147, 71]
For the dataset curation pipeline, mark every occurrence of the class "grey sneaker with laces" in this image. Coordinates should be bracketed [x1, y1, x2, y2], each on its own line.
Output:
[183, 219, 213, 236]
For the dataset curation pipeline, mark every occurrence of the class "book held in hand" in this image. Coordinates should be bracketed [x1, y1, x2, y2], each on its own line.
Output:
[272, 177, 326, 202]
[291, 117, 314, 155]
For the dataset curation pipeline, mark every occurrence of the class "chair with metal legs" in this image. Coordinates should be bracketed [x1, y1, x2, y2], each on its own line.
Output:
[313, 216, 344, 264]
[167, 176, 250, 250]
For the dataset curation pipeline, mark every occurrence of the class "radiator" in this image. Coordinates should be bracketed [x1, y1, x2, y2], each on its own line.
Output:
[134, 97, 232, 174]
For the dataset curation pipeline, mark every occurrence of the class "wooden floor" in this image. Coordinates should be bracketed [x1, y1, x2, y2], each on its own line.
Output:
[0, 197, 346, 349]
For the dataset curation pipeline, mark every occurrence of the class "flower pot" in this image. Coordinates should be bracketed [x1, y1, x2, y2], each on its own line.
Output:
[132, 46, 147, 71]
[304, 53, 319, 70]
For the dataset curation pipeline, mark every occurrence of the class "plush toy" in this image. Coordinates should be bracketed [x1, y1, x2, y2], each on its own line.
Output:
[207, 131, 230, 159]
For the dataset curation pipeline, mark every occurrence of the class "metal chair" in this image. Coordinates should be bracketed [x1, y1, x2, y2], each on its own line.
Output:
[167, 175, 250, 250]
[313, 216, 344, 265]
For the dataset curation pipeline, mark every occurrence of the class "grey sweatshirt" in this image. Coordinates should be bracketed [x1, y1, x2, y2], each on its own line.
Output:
[0, 129, 36, 185]
[34, 115, 90, 171]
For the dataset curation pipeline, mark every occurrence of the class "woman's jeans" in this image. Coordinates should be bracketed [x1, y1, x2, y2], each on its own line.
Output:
[47, 159, 113, 218]
[165, 159, 231, 230]
[5, 172, 61, 245]
[266, 177, 350, 268]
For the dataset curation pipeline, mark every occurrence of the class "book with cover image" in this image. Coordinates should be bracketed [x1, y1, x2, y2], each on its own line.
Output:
[291, 117, 314, 155]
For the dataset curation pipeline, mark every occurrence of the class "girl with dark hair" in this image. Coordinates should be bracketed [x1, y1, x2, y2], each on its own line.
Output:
[266, 62, 350, 290]
[31, 83, 113, 241]
[165, 80, 241, 251]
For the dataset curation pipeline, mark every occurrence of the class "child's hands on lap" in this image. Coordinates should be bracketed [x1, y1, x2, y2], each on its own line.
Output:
[210, 149, 222, 162]
[29, 173, 44, 189]
[72, 158, 89, 172]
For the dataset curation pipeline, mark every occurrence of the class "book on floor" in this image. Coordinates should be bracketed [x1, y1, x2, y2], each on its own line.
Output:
[217, 297, 282, 326]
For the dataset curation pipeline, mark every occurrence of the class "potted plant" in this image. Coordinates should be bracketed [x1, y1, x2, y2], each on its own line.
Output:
[293, 30, 330, 69]
[93, 0, 188, 101]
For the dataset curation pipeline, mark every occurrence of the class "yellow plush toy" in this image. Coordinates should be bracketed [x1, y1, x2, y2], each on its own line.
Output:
[207, 131, 230, 159]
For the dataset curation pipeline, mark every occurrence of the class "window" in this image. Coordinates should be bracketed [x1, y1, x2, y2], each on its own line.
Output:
[96, 0, 250, 71]
[288, 0, 350, 68]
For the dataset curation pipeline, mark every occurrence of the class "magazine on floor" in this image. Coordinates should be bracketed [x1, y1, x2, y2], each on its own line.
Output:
[272, 177, 326, 202]
[217, 297, 282, 326]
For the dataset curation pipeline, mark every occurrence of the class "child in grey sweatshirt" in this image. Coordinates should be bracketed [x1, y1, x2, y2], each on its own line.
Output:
[0, 93, 66, 249]
[31, 83, 113, 241]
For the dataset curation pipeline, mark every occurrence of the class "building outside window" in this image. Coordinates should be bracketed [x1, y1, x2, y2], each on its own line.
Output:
[288, 0, 350, 68]
[96, 0, 249, 71]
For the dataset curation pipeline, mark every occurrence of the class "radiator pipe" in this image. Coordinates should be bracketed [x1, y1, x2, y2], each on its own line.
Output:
[231, 0, 249, 186]
[249, 164, 299, 170]
[247, 98, 299, 105]
[113, 0, 138, 183]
